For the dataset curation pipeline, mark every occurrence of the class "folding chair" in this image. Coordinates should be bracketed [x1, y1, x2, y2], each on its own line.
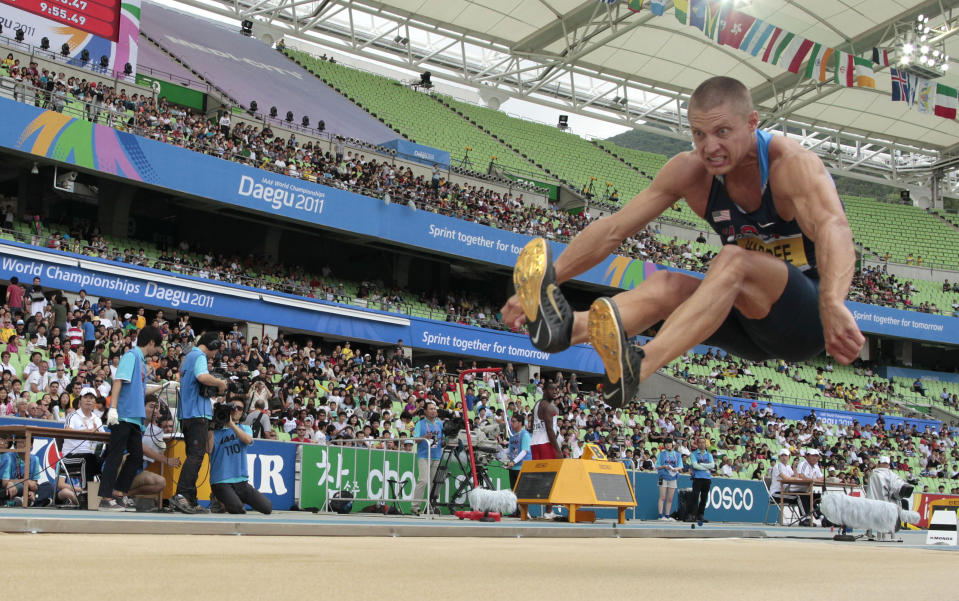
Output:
[764, 477, 806, 526]
[58, 456, 87, 509]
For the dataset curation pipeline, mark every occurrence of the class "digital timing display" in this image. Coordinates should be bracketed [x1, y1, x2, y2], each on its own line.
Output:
[1, 0, 121, 41]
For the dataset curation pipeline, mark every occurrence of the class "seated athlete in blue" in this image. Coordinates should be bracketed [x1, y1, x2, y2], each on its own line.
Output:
[502, 75, 865, 407]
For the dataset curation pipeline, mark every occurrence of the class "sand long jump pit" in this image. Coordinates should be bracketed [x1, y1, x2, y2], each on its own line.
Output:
[4, 532, 955, 601]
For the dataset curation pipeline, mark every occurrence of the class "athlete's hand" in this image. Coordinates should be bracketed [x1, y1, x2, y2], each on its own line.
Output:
[820, 301, 864, 365]
[106, 408, 119, 426]
[501, 294, 527, 330]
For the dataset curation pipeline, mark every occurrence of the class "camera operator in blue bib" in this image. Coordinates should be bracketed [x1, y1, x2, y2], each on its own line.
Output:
[98, 326, 165, 511]
[207, 401, 271, 514]
[173, 331, 227, 514]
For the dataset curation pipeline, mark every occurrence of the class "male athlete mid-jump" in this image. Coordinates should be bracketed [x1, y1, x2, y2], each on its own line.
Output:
[502, 76, 865, 407]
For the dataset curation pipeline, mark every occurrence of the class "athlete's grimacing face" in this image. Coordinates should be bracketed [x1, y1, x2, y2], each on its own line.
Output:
[688, 102, 758, 175]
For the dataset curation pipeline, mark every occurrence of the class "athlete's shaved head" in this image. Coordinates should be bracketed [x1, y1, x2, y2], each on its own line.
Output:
[688, 76, 754, 117]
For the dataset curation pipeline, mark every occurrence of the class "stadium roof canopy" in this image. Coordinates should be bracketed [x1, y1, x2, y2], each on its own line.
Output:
[170, 0, 959, 190]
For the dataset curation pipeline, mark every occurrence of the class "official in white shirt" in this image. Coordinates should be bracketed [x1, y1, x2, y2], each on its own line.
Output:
[793, 448, 824, 525]
[62, 388, 104, 481]
[769, 448, 795, 502]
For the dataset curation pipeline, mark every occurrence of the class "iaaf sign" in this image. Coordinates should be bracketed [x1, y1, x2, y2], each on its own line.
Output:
[707, 485, 754, 512]
[246, 440, 297, 511]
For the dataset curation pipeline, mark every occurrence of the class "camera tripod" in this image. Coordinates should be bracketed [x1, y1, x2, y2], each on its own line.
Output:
[431, 443, 494, 513]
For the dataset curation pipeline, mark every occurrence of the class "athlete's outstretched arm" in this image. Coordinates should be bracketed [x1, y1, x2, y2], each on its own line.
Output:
[773, 151, 864, 364]
[552, 157, 687, 284]
[501, 156, 687, 329]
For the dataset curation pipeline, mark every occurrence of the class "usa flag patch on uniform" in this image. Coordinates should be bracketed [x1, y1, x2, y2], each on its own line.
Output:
[712, 210, 731, 222]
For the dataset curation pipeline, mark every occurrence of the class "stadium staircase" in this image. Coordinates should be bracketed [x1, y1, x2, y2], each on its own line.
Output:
[843, 196, 959, 269]
[139, 34, 239, 109]
[932, 210, 959, 232]
[281, 48, 548, 178]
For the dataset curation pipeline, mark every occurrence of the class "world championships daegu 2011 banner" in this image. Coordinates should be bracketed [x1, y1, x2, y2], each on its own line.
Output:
[1, 97, 957, 345]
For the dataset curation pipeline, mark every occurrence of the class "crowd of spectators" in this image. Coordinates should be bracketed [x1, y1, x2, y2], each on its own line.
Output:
[1, 275, 958, 495]
[848, 265, 956, 316]
[667, 348, 959, 417]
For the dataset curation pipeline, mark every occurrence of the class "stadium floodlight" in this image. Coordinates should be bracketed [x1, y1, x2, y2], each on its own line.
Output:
[419, 71, 432, 88]
[317, 120, 325, 132]
[15, 29, 24, 43]
[269, 106, 278, 118]
[40, 37, 50, 50]
[285, 110, 294, 123]
[249, 100, 258, 113]
[60, 43, 70, 57]
[241, 19, 254, 36]
[80, 49, 90, 62]
[301, 115, 309, 127]
[124, 63, 132, 75]
[100, 55, 109, 68]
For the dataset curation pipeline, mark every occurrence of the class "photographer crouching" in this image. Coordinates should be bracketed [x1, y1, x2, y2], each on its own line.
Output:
[207, 400, 271, 514]
[172, 331, 228, 514]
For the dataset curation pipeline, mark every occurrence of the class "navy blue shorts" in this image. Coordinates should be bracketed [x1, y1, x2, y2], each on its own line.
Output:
[702, 262, 824, 362]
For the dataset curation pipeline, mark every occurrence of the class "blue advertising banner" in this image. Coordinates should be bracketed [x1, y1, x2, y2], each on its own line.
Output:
[717, 395, 941, 431]
[0, 241, 410, 346]
[246, 439, 298, 511]
[0, 416, 63, 428]
[846, 302, 958, 345]
[380, 139, 451, 169]
[411, 320, 604, 373]
[630, 472, 771, 523]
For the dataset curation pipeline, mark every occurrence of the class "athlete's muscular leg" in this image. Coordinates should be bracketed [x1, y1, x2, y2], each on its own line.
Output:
[570, 270, 703, 344]
[638, 245, 789, 380]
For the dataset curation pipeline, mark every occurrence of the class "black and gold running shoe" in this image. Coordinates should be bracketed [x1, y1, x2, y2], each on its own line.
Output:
[513, 238, 573, 353]
[587, 297, 644, 408]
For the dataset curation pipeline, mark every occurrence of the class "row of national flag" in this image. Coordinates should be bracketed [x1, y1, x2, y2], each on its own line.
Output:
[890, 69, 958, 119]
[620, 0, 959, 122]
[674, 0, 878, 88]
